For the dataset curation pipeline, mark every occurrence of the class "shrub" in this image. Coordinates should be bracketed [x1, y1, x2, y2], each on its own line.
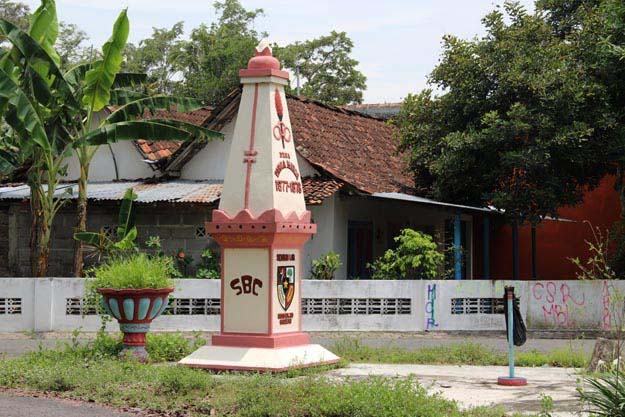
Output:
[310, 251, 341, 280]
[196, 248, 221, 279]
[579, 369, 625, 416]
[368, 229, 444, 279]
[89, 253, 174, 290]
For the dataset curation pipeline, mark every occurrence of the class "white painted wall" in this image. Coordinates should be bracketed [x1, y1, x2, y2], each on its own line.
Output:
[64, 141, 156, 181]
[181, 118, 236, 181]
[1, 278, 620, 333]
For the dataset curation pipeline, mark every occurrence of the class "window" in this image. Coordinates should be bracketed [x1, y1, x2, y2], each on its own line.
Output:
[347, 221, 373, 279]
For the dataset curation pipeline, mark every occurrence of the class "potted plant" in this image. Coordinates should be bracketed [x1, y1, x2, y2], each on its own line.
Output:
[88, 253, 175, 361]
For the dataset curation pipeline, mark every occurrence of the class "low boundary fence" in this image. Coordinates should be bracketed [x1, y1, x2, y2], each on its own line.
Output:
[0, 278, 621, 332]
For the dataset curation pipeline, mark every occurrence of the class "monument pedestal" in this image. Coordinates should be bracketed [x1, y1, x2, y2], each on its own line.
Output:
[179, 344, 339, 372]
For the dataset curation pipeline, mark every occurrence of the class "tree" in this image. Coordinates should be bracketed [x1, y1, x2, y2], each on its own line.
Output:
[395, 1, 611, 227]
[175, 0, 265, 105]
[123, 22, 184, 94]
[57, 22, 91, 70]
[0, 0, 28, 31]
[274, 31, 367, 105]
[0, 0, 221, 276]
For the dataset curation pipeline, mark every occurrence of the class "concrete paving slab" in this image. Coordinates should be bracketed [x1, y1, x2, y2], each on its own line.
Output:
[329, 364, 585, 416]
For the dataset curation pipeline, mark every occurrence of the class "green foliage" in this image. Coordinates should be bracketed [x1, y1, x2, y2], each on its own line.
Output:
[196, 248, 221, 279]
[395, 1, 615, 225]
[571, 222, 617, 281]
[538, 393, 554, 417]
[579, 369, 625, 416]
[123, 21, 185, 94]
[74, 188, 138, 260]
[0, 0, 221, 276]
[89, 253, 174, 290]
[332, 338, 589, 368]
[310, 251, 341, 280]
[0, 347, 508, 417]
[82, 9, 129, 112]
[174, 0, 264, 105]
[368, 229, 444, 280]
[274, 31, 367, 105]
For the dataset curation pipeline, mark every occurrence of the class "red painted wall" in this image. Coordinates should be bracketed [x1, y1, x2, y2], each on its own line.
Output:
[490, 176, 621, 280]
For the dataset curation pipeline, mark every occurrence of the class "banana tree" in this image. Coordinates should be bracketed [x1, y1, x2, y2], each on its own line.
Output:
[0, 0, 221, 276]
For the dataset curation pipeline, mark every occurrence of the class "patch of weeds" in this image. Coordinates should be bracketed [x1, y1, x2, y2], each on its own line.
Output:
[332, 338, 589, 368]
[538, 393, 554, 417]
[0, 349, 514, 417]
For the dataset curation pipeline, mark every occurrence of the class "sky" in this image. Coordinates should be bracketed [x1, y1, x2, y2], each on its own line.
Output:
[23, 0, 535, 103]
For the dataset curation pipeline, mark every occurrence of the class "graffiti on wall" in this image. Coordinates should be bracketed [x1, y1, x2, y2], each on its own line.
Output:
[425, 284, 438, 330]
[531, 282, 586, 328]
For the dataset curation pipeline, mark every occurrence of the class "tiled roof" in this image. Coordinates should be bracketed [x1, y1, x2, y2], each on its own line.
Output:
[343, 102, 402, 120]
[302, 176, 344, 205]
[288, 97, 414, 194]
[134, 106, 213, 163]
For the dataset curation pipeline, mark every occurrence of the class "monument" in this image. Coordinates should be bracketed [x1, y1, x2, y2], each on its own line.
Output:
[179, 40, 339, 371]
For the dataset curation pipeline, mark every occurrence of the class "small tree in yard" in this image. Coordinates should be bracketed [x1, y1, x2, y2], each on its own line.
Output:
[0, 0, 220, 276]
[368, 229, 444, 280]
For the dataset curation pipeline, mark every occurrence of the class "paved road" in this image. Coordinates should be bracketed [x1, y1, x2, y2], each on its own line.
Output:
[0, 393, 135, 417]
[0, 331, 596, 358]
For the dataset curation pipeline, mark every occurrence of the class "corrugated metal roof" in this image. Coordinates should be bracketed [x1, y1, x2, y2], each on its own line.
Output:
[371, 192, 496, 214]
[0, 181, 222, 204]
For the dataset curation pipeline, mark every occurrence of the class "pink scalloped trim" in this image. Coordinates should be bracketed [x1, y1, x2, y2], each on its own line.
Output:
[211, 208, 311, 224]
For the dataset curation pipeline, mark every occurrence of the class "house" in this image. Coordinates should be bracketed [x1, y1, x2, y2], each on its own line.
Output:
[0, 90, 498, 279]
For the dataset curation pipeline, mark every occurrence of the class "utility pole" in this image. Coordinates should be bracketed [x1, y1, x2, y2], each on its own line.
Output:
[295, 62, 301, 96]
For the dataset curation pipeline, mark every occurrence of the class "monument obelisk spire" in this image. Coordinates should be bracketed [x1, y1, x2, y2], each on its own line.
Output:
[179, 40, 339, 372]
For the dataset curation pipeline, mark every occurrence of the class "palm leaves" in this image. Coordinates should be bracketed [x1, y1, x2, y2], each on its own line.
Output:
[580, 370, 625, 416]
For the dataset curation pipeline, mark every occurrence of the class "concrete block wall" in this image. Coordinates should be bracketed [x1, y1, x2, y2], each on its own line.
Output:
[3, 201, 218, 277]
[0, 278, 623, 333]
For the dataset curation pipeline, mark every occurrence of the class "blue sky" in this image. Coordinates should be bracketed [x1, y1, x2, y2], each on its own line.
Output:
[24, 0, 534, 103]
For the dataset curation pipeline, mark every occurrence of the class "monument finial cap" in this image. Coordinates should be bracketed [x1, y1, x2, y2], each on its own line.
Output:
[247, 40, 280, 71]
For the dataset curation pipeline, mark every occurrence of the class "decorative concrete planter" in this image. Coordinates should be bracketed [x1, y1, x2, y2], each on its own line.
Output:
[98, 287, 174, 360]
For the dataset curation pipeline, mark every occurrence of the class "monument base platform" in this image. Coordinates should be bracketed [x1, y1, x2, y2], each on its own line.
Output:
[178, 344, 340, 372]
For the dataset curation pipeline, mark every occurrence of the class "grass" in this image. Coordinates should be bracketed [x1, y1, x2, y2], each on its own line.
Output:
[331, 338, 589, 368]
[0, 343, 516, 417]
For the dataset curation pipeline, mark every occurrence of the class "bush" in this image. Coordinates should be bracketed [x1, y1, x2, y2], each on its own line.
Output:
[368, 229, 444, 279]
[310, 251, 341, 280]
[89, 253, 174, 290]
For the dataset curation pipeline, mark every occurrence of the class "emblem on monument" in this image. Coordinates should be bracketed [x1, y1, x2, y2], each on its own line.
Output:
[277, 265, 295, 311]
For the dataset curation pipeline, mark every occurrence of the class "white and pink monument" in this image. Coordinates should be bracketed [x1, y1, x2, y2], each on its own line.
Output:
[179, 41, 339, 372]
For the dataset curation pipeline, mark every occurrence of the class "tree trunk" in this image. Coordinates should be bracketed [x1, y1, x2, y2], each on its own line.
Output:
[72, 165, 88, 277]
[36, 221, 50, 277]
[588, 337, 619, 372]
[29, 187, 41, 277]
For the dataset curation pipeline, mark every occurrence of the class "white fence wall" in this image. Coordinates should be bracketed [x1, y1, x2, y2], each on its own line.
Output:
[0, 278, 623, 333]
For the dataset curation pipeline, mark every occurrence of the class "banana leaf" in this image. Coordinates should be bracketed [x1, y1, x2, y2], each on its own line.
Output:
[82, 9, 129, 112]
[145, 117, 223, 142]
[0, 68, 50, 152]
[28, 0, 60, 65]
[105, 96, 205, 123]
[0, 19, 78, 109]
[0, 148, 18, 174]
[112, 73, 147, 89]
[77, 120, 195, 147]
[113, 226, 137, 250]
[108, 89, 149, 106]
[117, 187, 137, 240]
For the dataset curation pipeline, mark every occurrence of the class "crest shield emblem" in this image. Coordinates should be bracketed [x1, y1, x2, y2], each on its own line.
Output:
[277, 266, 295, 311]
